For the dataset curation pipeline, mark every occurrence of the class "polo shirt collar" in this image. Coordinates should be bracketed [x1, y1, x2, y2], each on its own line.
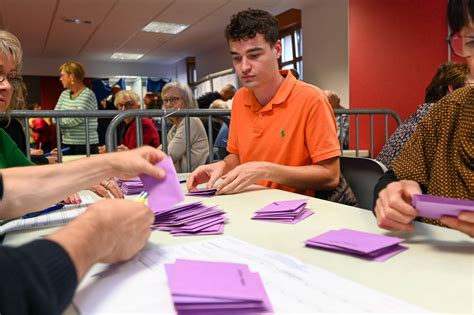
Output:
[244, 70, 297, 112]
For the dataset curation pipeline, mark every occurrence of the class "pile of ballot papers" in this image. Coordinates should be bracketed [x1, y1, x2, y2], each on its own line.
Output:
[251, 199, 313, 224]
[165, 259, 273, 314]
[114, 177, 144, 195]
[186, 188, 217, 197]
[305, 229, 407, 262]
[153, 201, 226, 236]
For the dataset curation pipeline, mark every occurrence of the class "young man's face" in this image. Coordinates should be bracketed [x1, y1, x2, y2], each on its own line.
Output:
[229, 33, 281, 90]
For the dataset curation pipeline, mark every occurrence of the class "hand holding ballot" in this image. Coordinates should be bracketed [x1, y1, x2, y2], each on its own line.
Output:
[374, 180, 474, 237]
[47, 199, 154, 280]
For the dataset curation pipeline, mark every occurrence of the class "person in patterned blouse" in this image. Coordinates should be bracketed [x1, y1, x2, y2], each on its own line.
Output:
[373, 0, 474, 238]
[376, 62, 471, 169]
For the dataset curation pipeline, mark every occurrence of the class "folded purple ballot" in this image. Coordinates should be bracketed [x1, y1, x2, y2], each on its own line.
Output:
[412, 194, 474, 219]
[115, 177, 144, 195]
[305, 229, 407, 262]
[152, 201, 226, 236]
[165, 259, 272, 314]
[186, 188, 218, 197]
[252, 199, 313, 224]
[140, 156, 185, 213]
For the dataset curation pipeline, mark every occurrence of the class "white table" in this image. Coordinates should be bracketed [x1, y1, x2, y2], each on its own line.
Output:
[3, 185, 473, 314]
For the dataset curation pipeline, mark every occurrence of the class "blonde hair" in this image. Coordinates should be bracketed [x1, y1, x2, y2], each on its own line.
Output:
[58, 61, 85, 81]
[162, 81, 197, 109]
[0, 30, 22, 70]
[114, 90, 141, 107]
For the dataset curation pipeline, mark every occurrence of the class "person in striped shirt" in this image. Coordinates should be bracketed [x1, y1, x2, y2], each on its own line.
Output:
[54, 61, 99, 154]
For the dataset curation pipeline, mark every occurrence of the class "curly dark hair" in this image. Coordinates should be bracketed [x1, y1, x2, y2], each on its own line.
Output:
[448, 0, 474, 34]
[224, 8, 279, 45]
[425, 62, 469, 103]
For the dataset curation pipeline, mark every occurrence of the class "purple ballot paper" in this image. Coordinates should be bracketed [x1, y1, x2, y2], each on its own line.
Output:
[186, 188, 218, 197]
[165, 259, 273, 313]
[140, 156, 184, 213]
[305, 229, 407, 261]
[412, 194, 474, 219]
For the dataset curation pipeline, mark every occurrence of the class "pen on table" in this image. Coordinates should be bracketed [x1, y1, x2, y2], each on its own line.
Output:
[44, 147, 70, 157]
[22, 204, 65, 219]
[134, 191, 148, 204]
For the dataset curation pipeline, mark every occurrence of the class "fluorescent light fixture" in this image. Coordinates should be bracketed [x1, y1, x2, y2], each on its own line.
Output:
[63, 17, 92, 24]
[142, 21, 189, 34]
[110, 53, 144, 60]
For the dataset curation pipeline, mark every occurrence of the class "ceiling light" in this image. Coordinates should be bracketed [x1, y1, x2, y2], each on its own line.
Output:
[63, 17, 92, 24]
[110, 53, 144, 60]
[142, 21, 189, 34]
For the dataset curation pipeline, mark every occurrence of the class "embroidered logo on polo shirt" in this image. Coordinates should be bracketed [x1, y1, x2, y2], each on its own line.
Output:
[281, 130, 285, 138]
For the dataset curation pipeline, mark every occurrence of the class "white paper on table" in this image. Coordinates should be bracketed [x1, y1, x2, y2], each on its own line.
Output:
[74, 236, 429, 314]
[0, 195, 94, 235]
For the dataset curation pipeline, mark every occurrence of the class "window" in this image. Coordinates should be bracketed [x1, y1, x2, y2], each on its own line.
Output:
[276, 9, 303, 79]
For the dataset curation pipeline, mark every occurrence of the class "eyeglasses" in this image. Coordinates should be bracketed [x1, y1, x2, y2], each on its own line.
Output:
[447, 34, 474, 58]
[0, 73, 18, 84]
[116, 101, 134, 109]
[163, 96, 181, 104]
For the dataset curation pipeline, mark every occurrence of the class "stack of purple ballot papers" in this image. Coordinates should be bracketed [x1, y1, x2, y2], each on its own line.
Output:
[251, 199, 314, 224]
[165, 259, 273, 314]
[412, 194, 474, 219]
[114, 177, 144, 195]
[153, 201, 226, 236]
[186, 188, 217, 197]
[305, 229, 407, 262]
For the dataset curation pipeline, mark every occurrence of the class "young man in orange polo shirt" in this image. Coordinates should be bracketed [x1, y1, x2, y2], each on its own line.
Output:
[188, 8, 341, 196]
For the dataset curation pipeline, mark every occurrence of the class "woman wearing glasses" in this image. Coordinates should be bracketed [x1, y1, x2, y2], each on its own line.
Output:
[373, 0, 474, 237]
[161, 81, 209, 173]
[113, 90, 160, 151]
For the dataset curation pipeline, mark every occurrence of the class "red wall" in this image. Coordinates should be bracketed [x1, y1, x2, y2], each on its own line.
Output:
[349, 0, 449, 155]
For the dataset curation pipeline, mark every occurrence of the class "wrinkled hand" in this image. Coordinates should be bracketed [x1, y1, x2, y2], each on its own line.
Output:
[187, 161, 226, 192]
[440, 212, 474, 238]
[116, 144, 129, 152]
[83, 199, 154, 263]
[374, 180, 422, 232]
[90, 178, 124, 199]
[63, 193, 82, 204]
[216, 162, 268, 195]
[98, 145, 107, 154]
[106, 146, 167, 180]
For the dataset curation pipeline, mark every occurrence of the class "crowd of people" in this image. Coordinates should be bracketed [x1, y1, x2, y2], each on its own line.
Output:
[0, 0, 472, 313]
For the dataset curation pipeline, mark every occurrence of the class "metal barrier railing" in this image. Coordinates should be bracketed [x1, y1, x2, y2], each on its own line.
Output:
[4, 108, 402, 169]
[105, 109, 232, 172]
[2, 110, 120, 162]
[333, 108, 402, 158]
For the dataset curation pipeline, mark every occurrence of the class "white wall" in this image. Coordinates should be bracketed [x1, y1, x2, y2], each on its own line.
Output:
[195, 42, 233, 80]
[302, 0, 349, 107]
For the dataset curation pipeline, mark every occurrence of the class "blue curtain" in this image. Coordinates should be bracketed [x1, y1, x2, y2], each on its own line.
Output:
[147, 78, 169, 93]
[91, 79, 110, 106]
[91, 78, 126, 105]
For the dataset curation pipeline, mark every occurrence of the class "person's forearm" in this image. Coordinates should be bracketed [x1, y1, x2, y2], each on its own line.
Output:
[46, 213, 104, 281]
[222, 154, 240, 174]
[264, 159, 340, 191]
[0, 155, 117, 218]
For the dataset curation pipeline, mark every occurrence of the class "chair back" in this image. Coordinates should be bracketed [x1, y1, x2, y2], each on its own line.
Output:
[340, 157, 387, 210]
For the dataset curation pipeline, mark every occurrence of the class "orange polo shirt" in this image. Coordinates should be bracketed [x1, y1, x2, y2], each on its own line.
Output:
[227, 70, 341, 195]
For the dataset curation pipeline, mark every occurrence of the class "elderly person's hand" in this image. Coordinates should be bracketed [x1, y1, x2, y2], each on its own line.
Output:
[90, 178, 123, 199]
[374, 180, 422, 232]
[440, 212, 474, 238]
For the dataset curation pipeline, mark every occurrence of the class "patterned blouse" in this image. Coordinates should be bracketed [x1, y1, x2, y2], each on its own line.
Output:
[376, 102, 435, 169]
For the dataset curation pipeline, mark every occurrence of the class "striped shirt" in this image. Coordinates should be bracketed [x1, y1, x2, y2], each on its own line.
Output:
[54, 87, 99, 144]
